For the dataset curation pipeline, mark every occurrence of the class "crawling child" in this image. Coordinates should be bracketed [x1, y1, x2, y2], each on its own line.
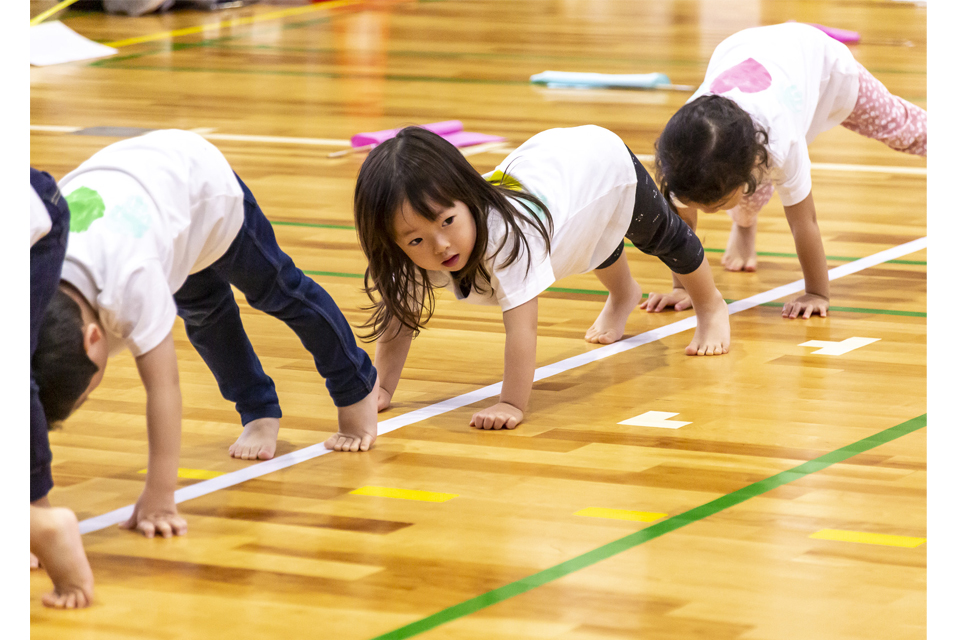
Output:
[35, 130, 380, 537]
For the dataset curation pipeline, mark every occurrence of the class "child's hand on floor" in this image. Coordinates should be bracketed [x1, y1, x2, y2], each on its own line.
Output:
[782, 293, 829, 319]
[120, 488, 187, 538]
[470, 402, 523, 430]
[640, 288, 692, 312]
[377, 386, 393, 412]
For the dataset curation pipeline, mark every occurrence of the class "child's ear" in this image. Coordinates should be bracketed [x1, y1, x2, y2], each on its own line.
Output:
[82, 322, 103, 352]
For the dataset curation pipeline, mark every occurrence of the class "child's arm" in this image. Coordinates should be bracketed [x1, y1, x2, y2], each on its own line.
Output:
[673, 258, 730, 356]
[641, 205, 697, 313]
[470, 297, 538, 430]
[374, 316, 415, 411]
[120, 332, 188, 538]
[782, 192, 830, 319]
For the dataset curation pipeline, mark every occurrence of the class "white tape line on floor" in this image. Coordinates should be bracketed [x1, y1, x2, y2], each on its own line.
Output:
[78, 236, 927, 535]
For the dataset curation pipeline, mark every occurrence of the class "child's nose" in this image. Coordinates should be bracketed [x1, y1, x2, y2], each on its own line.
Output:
[435, 235, 450, 253]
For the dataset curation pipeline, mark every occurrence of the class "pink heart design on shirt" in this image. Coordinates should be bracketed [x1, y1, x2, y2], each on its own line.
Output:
[709, 58, 772, 94]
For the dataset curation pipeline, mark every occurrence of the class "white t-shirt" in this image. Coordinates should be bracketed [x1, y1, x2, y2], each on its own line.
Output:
[59, 130, 245, 357]
[30, 185, 52, 247]
[429, 125, 637, 311]
[690, 22, 861, 206]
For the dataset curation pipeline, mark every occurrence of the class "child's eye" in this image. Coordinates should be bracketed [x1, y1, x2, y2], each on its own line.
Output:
[408, 238, 422, 247]
[442, 216, 455, 226]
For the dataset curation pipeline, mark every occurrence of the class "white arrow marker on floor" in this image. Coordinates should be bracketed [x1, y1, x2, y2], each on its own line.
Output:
[618, 411, 691, 429]
[799, 337, 880, 356]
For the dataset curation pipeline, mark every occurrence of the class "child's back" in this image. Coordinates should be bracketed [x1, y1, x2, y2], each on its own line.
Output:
[689, 22, 861, 206]
[59, 130, 245, 357]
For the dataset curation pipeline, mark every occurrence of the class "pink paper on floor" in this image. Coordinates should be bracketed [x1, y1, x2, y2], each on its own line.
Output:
[442, 131, 506, 147]
[805, 23, 861, 44]
[350, 121, 504, 148]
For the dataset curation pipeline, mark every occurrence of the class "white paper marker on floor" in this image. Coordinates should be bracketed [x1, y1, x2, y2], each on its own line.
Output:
[618, 411, 691, 429]
[799, 337, 880, 356]
[30, 21, 117, 66]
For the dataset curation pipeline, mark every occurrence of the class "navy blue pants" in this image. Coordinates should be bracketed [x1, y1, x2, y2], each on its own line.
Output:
[173, 175, 376, 426]
[30, 169, 71, 502]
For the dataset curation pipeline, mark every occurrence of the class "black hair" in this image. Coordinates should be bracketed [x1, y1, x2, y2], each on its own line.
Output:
[32, 288, 99, 425]
[654, 94, 770, 207]
[354, 126, 553, 341]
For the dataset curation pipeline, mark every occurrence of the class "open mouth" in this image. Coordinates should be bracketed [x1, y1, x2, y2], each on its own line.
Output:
[441, 254, 460, 268]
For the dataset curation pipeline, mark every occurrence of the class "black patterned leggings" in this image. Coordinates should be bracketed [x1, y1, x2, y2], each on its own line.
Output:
[597, 147, 704, 275]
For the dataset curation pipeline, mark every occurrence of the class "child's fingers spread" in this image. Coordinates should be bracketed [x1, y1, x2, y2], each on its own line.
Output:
[170, 518, 187, 536]
[41, 592, 61, 608]
[155, 520, 173, 539]
[138, 520, 156, 538]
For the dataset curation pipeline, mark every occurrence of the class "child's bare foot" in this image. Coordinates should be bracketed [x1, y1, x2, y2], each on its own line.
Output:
[587, 252, 643, 344]
[31, 506, 94, 609]
[685, 294, 730, 356]
[585, 281, 642, 344]
[325, 379, 379, 452]
[721, 221, 758, 272]
[229, 417, 279, 460]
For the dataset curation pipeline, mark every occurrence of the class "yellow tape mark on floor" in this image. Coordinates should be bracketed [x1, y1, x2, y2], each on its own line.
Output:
[575, 508, 668, 523]
[30, 0, 83, 26]
[810, 528, 926, 548]
[138, 467, 226, 480]
[350, 486, 459, 503]
[104, 0, 360, 48]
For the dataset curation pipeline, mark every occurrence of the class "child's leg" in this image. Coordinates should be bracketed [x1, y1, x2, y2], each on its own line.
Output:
[841, 63, 926, 156]
[174, 270, 282, 460]
[586, 245, 643, 344]
[722, 182, 774, 272]
[31, 504, 94, 609]
[216, 176, 379, 449]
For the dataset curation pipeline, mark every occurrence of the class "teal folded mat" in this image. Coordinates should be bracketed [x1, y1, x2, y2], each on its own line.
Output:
[530, 70, 673, 89]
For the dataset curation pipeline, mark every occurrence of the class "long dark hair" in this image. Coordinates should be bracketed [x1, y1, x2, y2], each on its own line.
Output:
[354, 126, 553, 341]
[654, 94, 770, 207]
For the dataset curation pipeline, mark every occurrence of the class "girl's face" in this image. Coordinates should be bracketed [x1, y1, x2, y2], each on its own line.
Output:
[678, 185, 746, 214]
[392, 199, 477, 272]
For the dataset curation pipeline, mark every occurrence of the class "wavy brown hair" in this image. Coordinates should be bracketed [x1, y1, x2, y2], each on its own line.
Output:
[354, 126, 553, 341]
[654, 94, 770, 207]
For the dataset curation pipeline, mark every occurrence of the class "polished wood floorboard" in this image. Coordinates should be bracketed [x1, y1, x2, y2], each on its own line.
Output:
[29, 1, 926, 638]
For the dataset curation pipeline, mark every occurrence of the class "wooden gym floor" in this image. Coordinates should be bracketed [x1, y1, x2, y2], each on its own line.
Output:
[28, 1, 931, 638]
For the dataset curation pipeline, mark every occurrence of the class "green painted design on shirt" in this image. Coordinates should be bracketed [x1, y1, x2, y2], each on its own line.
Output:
[65, 187, 105, 232]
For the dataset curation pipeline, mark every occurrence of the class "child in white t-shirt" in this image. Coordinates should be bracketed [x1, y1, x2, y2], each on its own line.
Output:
[34, 130, 380, 538]
[354, 125, 730, 431]
[648, 22, 926, 319]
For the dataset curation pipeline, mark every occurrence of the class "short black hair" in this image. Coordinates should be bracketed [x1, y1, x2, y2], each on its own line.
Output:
[32, 288, 100, 425]
[655, 94, 770, 207]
